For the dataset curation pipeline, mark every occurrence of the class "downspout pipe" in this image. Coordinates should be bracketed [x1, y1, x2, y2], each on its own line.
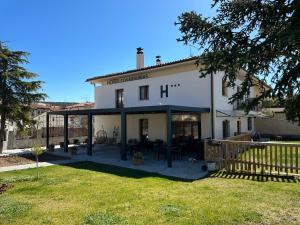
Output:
[211, 73, 215, 139]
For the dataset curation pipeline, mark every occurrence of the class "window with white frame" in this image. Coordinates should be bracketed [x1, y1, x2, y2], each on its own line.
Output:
[139, 85, 149, 100]
[222, 78, 228, 96]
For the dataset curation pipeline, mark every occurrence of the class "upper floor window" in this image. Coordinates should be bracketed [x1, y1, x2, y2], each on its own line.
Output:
[222, 78, 228, 96]
[236, 120, 241, 135]
[139, 85, 149, 100]
[247, 117, 252, 131]
[115, 89, 124, 108]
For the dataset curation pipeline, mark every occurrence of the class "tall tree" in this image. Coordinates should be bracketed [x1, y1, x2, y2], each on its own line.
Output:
[176, 0, 300, 121]
[0, 42, 46, 153]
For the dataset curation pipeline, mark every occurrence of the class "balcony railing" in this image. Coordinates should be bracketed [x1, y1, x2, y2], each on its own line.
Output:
[233, 98, 262, 111]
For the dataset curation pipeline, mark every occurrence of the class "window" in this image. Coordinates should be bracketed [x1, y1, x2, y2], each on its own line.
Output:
[139, 119, 148, 142]
[172, 121, 201, 140]
[222, 78, 228, 96]
[247, 117, 252, 131]
[237, 120, 241, 135]
[222, 120, 230, 139]
[139, 85, 149, 100]
[236, 86, 243, 109]
[115, 89, 124, 108]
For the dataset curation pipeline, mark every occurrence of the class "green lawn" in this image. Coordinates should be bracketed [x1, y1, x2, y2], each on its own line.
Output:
[0, 162, 299, 225]
[243, 145, 299, 165]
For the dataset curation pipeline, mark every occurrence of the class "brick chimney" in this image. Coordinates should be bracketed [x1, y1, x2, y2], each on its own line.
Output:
[156, 55, 161, 65]
[136, 47, 144, 69]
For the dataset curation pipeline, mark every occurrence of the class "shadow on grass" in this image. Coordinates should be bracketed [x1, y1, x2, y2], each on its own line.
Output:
[210, 170, 300, 183]
[61, 161, 195, 182]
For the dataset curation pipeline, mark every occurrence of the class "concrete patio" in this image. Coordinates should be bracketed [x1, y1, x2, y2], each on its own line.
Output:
[51, 144, 208, 180]
[1, 144, 208, 180]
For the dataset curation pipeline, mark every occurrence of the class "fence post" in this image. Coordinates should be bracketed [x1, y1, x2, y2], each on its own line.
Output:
[204, 140, 207, 161]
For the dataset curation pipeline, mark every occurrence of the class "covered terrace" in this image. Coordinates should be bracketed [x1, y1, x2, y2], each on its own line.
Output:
[46, 105, 210, 167]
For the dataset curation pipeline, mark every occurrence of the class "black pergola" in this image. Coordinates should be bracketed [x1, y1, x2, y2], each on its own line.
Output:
[46, 105, 210, 167]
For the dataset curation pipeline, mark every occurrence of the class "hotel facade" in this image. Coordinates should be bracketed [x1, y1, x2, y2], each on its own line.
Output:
[47, 48, 267, 167]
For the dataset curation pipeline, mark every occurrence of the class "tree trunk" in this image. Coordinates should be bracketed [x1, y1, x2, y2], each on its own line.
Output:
[0, 113, 6, 154]
[36, 155, 39, 180]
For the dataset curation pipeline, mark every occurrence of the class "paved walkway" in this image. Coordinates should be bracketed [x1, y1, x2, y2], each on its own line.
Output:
[1, 145, 208, 180]
[0, 159, 82, 173]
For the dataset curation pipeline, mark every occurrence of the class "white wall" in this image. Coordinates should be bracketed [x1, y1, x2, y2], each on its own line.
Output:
[127, 114, 167, 142]
[94, 114, 167, 143]
[94, 68, 261, 140]
[213, 72, 245, 111]
[214, 116, 252, 139]
[95, 70, 211, 109]
[201, 113, 212, 139]
[93, 113, 212, 143]
[94, 115, 121, 142]
[254, 118, 300, 137]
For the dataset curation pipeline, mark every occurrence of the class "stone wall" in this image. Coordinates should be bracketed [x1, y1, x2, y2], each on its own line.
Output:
[6, 131, 88, 149]
[254, 118, 300, 139]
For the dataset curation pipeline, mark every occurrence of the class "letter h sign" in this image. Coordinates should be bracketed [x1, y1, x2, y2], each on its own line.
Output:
[160, 85, 168, 98]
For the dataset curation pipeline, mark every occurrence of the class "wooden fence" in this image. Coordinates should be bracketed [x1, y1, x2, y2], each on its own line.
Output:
[204, 140, 300, 175]
[226, 133, 251, 141]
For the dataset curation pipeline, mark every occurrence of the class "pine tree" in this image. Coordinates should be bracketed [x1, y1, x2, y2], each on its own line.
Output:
[176, 0, 300, 121]
[0, 42, 47, 153]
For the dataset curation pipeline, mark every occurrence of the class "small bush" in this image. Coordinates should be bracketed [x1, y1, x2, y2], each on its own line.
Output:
[1, 175, 36, 184]
[81, 212, 127, 225]
[159, 204, 183, 217]
[0, 197, 31, 218]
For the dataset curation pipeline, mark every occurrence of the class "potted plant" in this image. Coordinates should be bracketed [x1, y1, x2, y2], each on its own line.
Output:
[132, 151, 144, 165]
[69, 146, 78, 155]
[48, 144, 55, 152]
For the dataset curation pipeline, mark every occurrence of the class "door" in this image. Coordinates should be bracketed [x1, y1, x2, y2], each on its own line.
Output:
[139, 119, 148, 143]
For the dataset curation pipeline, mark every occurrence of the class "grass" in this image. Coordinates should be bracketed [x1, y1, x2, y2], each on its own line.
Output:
[0, 162, 299, 225]
[233, 141, 300, 174]
[243, 145, 299, 165]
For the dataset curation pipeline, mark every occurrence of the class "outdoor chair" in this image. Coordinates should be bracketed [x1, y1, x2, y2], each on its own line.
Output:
[154, 141, 166, 160]
[171, 147, 182, 160]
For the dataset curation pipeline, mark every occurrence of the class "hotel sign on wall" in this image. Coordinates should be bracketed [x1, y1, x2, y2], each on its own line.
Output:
[107, 74, 149, 85]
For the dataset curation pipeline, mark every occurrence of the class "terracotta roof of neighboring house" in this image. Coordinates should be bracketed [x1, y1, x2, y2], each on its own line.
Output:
[86, 56, 198, 82]
[65, 102, 95, 110]
[31, 103, 61, 111]
[264, 107, 285, 113]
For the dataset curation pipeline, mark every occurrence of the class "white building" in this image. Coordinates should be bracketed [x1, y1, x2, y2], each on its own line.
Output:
[87, 48, 266, 143]
[47, 48, 269, 167]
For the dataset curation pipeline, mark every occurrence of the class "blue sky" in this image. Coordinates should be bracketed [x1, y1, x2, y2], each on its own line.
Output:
[1, 0, 215, 102]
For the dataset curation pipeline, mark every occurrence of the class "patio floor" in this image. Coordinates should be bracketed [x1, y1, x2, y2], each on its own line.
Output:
[51, 144, 208, 180]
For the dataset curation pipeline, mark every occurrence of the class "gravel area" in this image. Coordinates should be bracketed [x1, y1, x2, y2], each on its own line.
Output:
[0, 152, 70, 167]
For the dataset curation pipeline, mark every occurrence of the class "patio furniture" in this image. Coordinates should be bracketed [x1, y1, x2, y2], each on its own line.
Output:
[73, 139, 80, 144]
[128, 139, 140, 156]
[171, 147, 182, 160]
[140, 140, 154, 152]
[157, 146, 167, 160]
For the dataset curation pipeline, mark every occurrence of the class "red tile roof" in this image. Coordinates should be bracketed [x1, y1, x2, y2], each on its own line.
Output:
[65, 102, 95, 110]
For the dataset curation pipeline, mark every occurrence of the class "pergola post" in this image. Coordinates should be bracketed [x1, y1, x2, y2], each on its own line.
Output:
[166, 109, 172, 167]
[46, 113, 49, 149]
[63, 114, 68, 152]
[87, 113, 93, 155]
[121, 111, 127, 160]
